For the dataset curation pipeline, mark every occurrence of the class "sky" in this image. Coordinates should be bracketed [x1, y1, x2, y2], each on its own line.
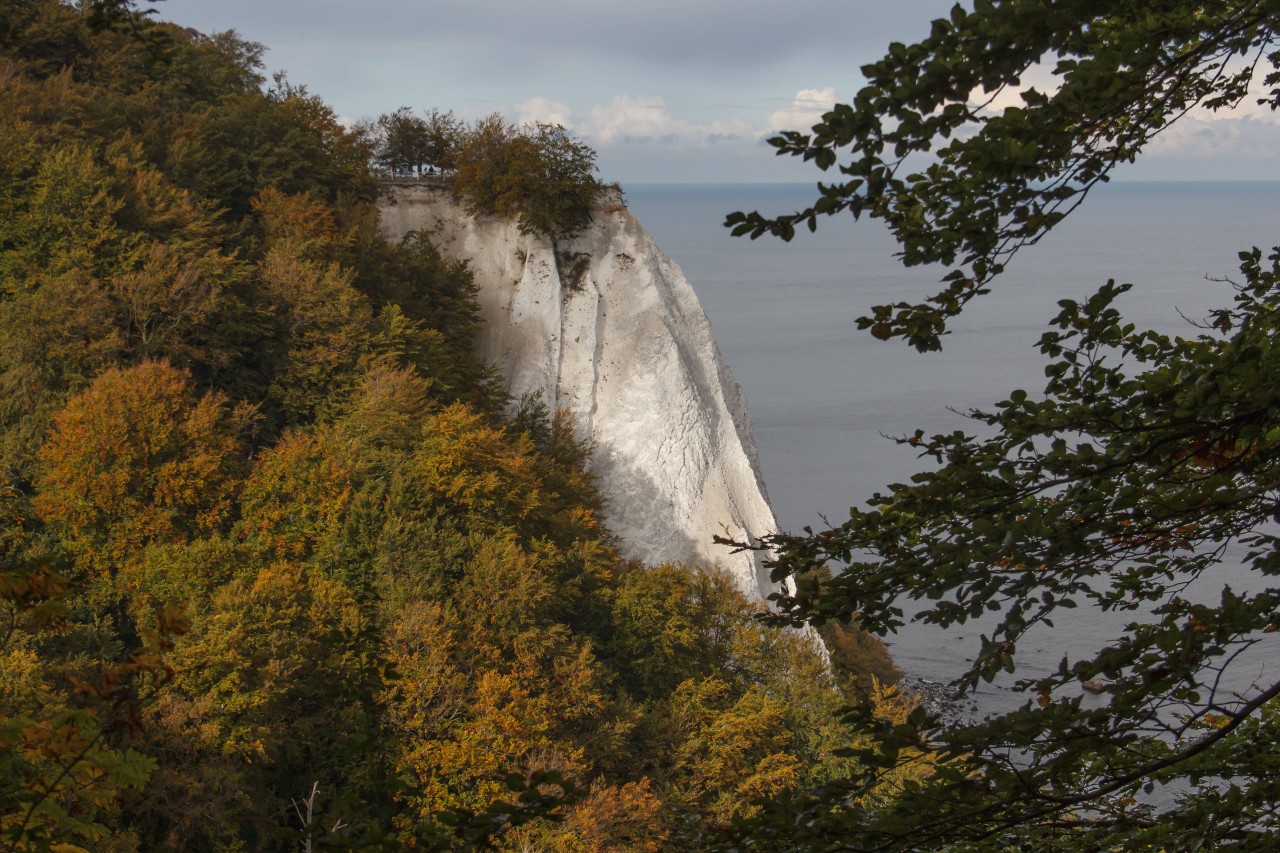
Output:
[158, 0, 1280, 184]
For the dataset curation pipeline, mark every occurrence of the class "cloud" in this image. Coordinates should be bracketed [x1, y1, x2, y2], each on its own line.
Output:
[1151, 74, 1280, 160]
[515, 97, 573, 128]
[969, 61, 1280, 163]
[162, 0, 959, 79]
[1146, 114, 1280, 161]
[969, 65, 1063, 112]
[578, 95, 748, 143]
[764, 87, 839, 133]
[581, 96, 680, 144]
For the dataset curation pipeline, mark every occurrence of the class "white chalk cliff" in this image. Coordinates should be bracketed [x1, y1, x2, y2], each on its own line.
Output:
[379, 184, 778, 599]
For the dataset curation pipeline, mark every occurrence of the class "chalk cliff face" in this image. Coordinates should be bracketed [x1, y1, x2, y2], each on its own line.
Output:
[380, 184, 778, 599]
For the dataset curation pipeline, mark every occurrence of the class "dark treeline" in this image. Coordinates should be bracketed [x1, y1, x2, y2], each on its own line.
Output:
[0, 4, 905, 850]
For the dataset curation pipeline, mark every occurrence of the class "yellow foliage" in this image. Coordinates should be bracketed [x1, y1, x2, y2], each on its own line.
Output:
[412, 403, 543, 522]
[544, 778, 668, 852]
[33, 360, 245, 583]
[861, 677, 942, 799]
[237, 429, 353, 560]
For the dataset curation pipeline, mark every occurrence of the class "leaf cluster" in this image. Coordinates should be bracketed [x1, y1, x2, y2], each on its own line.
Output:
[753, 256, 1280, 848]
[727, 0, 1280, 351]
[714, 1, 1280, 849]
[451, 114, 602, 241]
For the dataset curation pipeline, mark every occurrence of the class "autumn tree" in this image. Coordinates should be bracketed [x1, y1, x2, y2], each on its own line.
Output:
[452, 113, 519, 215]
[33, 360, 247, 594]
[133, 562, 385, 850]
[0, 5, 910, 850]
[0, 484, 187, 853]
[454, 115, 601, 240]
[386, 546, 611, 835]
[164, 74, 379, 222]
[597, 564, 868, 846]
[250, 188, 376, 426]
[724, 1, 1280, 850]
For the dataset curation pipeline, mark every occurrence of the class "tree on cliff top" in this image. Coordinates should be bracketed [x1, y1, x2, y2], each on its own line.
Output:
[376, 106, 431, 176]
[423, 108, 465, 174]
[453, 114, 601, 241]
[725, 1, 1280, 850]
[371, 108, 464, 177]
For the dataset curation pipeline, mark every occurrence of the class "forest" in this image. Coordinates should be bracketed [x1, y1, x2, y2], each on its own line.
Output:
[0, 2, 905, 850]
[13, 0, 1278, 850]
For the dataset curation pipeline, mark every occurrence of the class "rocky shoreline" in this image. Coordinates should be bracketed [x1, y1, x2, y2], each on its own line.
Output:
[898, 675, 979, 728]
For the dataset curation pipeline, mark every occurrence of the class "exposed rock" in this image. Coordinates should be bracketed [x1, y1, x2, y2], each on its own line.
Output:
[897, 676, 974, 728]
[379, 184, 779, 599]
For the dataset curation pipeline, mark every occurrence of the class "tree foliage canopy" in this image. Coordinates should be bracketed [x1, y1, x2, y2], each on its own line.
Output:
[369, 107, 465, 177]
[0, 4, 897, 850]
[374, 106, 431, 177]
[725, 2, 1280, 850]
[453, 114, 602, 241]
[728, 0, 1280, 351]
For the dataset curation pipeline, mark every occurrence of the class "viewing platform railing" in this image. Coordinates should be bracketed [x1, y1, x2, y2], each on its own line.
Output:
[377, 172, 452, 182]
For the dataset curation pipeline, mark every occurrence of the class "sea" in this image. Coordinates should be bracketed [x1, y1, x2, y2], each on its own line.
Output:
[624, 181, 1280, 720]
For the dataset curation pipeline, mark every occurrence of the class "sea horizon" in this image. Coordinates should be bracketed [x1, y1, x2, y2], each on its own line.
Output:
[625, 180, 1280, 715]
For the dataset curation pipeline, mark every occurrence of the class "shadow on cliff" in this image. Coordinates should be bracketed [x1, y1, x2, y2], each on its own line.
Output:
[592, 448, 698, 565]
[593, 444, 771, 596]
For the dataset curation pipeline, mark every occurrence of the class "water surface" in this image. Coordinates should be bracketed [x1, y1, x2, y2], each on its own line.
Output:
[624, 181, 1280, 715]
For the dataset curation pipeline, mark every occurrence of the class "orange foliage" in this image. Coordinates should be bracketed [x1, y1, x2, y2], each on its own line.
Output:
[237, 429, 352, 561]
[34, 360, 246, 580]
[555, 778, 668, 852]
[252, 187, 344, 261]
[409, 404, 543, 525]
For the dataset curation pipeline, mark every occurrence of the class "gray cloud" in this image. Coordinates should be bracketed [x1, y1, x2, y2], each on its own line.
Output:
[163, 0, 955, 81]
[157, 1, 1277, 181]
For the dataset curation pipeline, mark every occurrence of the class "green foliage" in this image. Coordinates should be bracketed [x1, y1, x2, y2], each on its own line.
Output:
[727, 0, 1280, 351]
[506, 122, 603, 240]
[0, 4, 903, 850]
[453, 114, 601, 240]
[0, 3, 497, 459]
[732, 1, 1280, 850]
[451, 113, 517, 213]
[375, 106, 431, 176]
[371, 107, 464, 179]
[136, 563, 384, 850]
[0, 508, 187, 853]
[165, 75, 378, 223]
[1, 705, 154, 852]
[816, 617, 900, 704]
[1, 0, 169, 65]
[422, 109, 466, 175]
[251, 188, 376, 426]
[597, 564, 874, 844]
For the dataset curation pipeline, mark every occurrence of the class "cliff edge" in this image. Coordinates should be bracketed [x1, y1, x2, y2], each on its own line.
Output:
[379, 184, 778, 599]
